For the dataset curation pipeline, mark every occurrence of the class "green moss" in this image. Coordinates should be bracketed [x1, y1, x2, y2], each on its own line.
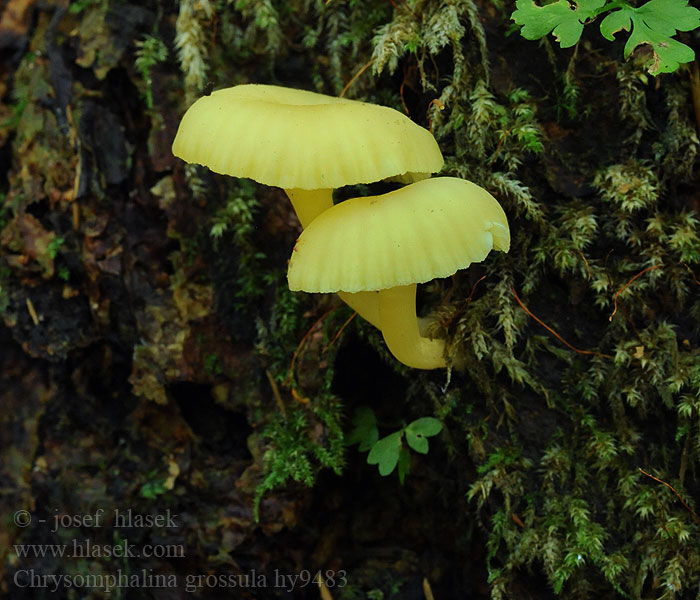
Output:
[249, 283, 349, 520]
[366, 0, 700, 596]
[253, 382, 345, 522]
[134, 34, 168, 109]
[68, 0, 104, 15]
[165, 0, 700, 594]
[210, 180, 270, 308]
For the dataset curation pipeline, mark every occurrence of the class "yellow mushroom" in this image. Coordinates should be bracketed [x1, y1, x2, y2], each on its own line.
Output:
[287, 177, 510, 369]
[172, 84, 443, 327]
[171, 84, 442, 227]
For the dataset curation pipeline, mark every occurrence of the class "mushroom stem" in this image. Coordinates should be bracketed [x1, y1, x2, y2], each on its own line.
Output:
[378, 284, 446, 369]
[285, 189, 383, 327]
[284, 188, 334, 229]
[338, 291, 381, 329]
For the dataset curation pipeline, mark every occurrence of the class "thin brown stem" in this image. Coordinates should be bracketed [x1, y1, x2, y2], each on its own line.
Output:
[324, 311, 357, 352]
[639, 468, 700, 527]
[575, 250, 591, 280]
[286, 307, 335, 386]
[609, 264, 663, 321]
[340, 59, 375, 98]
[682, 262, 700, 286]
[440, 275, 486, 328]
[427, 98, 445, 135]
[26, 297, 39, 326]
[486, 126, 514, 168]
[265, 369, 286, 418]
[512, 286, 613, 359]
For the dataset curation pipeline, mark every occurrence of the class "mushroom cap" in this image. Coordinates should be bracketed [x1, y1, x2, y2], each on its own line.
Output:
[287, 177, 510, 293]
[171, 84, 443, 190]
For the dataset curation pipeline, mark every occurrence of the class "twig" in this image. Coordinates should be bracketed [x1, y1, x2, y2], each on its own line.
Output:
[265, 369, 286, 419]
[438, 274, 459, 309]
[422, 578, 435, 600]
[72, 202, 80, 231]
[575, 250, 591, 281]
[486, 126, 514, 168]
[468, 275, 487, 300]
[440, 275, 486, 328]
[511, 513, 525, 527]
[324, 311, 356, 352]
[286, 308, 335, 386]
[512, 286, 613, 359]
[316, 574, 334, 600]
[603, 249, 641, 338]
[682, 262, 700, 286]
[609, 265, 663, 321]
[639, 467, 700, 527]
[26, 297, 39, 326]
[339, 59, 375, 98]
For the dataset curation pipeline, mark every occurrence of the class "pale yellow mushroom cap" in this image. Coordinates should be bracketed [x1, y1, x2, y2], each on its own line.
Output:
[171, 84, 443, 190]
[287, 177, 510, 293]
